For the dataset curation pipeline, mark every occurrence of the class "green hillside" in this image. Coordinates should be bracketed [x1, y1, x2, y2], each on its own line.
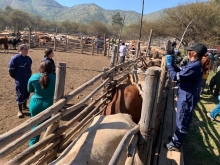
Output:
[0, 0, 165, 25]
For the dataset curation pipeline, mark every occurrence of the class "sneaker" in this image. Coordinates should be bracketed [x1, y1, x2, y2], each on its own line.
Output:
[164, 143, 180, 152]
[207, 113, 215, 121]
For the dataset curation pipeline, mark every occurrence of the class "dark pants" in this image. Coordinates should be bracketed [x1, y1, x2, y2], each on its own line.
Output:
[120, 56, 125, 63]
[209, 78, 220, 97]
[15, 84, 30, 104]
[169, 89, 199, 147]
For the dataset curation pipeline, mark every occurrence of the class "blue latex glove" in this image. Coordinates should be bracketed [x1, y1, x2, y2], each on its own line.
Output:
[218, 95, 220, 101]
[166, 55, 173, 66]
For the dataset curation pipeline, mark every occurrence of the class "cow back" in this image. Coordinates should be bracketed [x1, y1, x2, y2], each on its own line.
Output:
[50, 114, 137, 165]
[102, 84, 142, 124]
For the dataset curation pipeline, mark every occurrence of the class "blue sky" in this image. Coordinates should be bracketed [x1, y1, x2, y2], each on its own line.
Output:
[56, 0, 208, 14]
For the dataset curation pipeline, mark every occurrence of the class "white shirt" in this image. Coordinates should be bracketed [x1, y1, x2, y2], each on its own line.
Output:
[119, 45, 127, 57]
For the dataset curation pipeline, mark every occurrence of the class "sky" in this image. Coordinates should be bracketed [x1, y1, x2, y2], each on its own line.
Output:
[56, 0, 208, 14]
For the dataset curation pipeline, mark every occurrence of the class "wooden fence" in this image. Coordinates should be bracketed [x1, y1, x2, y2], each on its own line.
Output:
[0, 46, 168, 164]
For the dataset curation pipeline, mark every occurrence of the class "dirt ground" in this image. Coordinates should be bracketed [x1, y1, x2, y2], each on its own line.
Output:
[0, 47, 111, 160]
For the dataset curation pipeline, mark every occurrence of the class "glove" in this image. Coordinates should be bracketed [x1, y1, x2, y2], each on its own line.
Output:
[218, 95, 220, 101]
[166, 55, 173, 66]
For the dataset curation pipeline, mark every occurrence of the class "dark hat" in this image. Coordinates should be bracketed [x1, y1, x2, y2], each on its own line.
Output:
[185, 43, 207, 56]
[171, 42, 177, 46]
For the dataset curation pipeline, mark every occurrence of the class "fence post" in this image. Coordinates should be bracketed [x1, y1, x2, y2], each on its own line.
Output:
[110, 45, 118, 68]
[53, 35, 56, 51]
[104, 34, 107, 56]
[146, 29, 153, 56]
[81, 38, 83, 54]
[65, 36, 68, 51]
[136, 68, 161, 165]
[135, 40, 140, 58]
[28, 28, 31, 48]
[152, 56, 167, 146]
[92, 44, 94, 55]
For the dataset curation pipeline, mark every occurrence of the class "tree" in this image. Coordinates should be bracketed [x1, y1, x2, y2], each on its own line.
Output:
[87, 21, 110, 35]
[140, 2, 220, 47]
[112, 12, 123, 25]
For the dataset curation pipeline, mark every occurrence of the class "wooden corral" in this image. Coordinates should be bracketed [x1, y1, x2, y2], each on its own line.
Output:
[0, 51, 184, 165]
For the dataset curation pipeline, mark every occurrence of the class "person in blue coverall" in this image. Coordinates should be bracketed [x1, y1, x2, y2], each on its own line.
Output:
[165, 42, 207, 151]
[8, 44, 32, 118]
[207, 95, 220, 121]
[42, 48, 56, 73]
[28, 60, 56, 146]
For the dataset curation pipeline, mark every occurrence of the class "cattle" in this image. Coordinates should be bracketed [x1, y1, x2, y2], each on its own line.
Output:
[0, 37, 8, 53]
[102, 84, 142, 124]
[8, 37, 21, 49]
[50, 114, 137, 165]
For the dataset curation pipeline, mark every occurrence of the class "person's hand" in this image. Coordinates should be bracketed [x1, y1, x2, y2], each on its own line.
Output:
[218, 95, 220, 101]
[166, 55, 173, 66]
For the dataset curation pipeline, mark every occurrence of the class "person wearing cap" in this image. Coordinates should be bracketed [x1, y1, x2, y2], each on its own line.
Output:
[165, 42, 207, 151]
[8, 44, 32, 118]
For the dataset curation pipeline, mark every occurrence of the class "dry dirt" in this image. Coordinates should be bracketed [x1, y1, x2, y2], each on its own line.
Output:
[0, 47, 111, 160]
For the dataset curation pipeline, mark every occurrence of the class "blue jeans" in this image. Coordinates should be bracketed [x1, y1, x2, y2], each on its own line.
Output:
[120, 56, 125, 63]
[210, 102, 220, 119]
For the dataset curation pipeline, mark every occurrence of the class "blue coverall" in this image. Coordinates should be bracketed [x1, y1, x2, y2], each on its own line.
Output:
[167, 60, 202, 147]
[28, 73, 56, 146]
[8, 54, 32, 104]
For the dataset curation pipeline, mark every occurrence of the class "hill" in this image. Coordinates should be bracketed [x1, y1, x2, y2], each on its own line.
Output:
[0, 0, 165, 25]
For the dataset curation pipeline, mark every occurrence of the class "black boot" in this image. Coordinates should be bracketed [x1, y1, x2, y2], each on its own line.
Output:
[17, 104, 24, 118]
[23, 100, 29, 110]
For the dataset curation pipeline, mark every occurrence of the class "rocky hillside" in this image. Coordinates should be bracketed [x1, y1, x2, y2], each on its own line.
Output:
[0, 0, 165, 25]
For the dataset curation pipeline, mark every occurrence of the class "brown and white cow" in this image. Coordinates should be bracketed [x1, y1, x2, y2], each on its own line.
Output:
[102, 84, 142, 124]
[49, 114, 137, 165]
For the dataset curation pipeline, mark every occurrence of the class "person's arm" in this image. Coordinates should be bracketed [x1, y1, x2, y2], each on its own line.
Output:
[27, 76, 34, 93]
[166, 55, 181, 81]
[8, 57, 16, 79]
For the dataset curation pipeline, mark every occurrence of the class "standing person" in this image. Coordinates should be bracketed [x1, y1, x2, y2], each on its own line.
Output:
[42, 48, 56, 73]
[207, 95, 220, 121]
[28, 60, 56, 146]
[8, 44, 32, 118]
[208, 70, 220, 98]
[199, 53, 210, 95]
[119, 42, 127, 63]
[165, 43, 207, 151]
[94, 36, 102, 54]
